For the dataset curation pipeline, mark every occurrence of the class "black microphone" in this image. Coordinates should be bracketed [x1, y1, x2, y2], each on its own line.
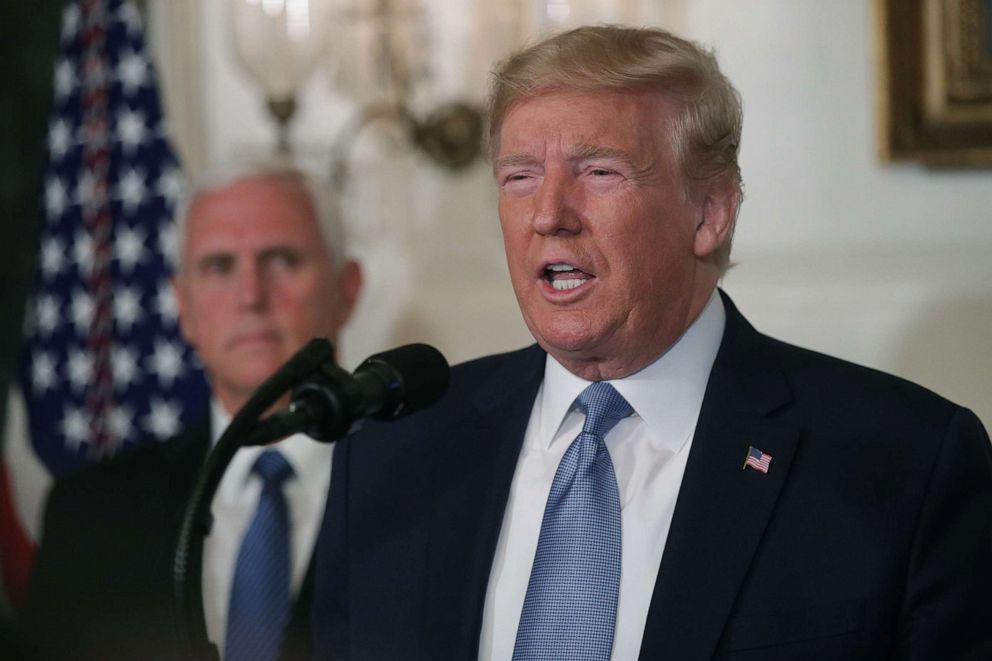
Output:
[249, 343, 450, 444]
[175, 341, 448, 653]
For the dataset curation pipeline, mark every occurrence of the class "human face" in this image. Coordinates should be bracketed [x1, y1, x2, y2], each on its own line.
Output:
[174, 176, 361, 413]
[495, 89, 726, 380]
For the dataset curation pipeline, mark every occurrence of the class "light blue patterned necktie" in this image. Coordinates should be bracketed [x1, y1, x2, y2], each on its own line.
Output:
[225, 449, 295, 661]
[513, 382, 632, 661]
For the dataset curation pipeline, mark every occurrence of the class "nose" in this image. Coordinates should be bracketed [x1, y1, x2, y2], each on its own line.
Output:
[532, 168, 581, 236]
[236, 261, 267, 310]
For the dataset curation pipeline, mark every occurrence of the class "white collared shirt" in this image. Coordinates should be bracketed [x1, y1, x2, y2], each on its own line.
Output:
[479, 291, 726, 660]
[201, 401, 334, 655]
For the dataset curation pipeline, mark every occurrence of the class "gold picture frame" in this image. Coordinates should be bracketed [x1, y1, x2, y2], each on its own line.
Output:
[876, 0, 992, 166]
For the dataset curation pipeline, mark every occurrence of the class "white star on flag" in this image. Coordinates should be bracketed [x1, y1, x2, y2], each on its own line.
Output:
[111, 343, 140, 391]
[116, 1, 143, 37]
[66, 346, 94, 393]
[117, 49, 149, 94]
[60, 4, 80, 44]
[155, 279, 178, 324]
[35, 294, 61, 337]
[144, 396, 181, 439]
[155, 166, 185, 207]
[60, 404, 91, 450]
[114, 224, 147, 274]
[113, 285, 144, 333]
[117, 167, 146, 213]
[54, 58, 76, 100]
[116, 108, 147, 152]
[147, 339, 185, 388]
[48, 118, 73, 162]
[41, 236, 67, 280]
[45, 176, 70, 220]
[31, 350, 59, 394]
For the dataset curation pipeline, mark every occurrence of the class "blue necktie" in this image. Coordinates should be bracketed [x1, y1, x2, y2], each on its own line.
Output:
[225, 449, 294, 661]
[513, 382, 633, 661]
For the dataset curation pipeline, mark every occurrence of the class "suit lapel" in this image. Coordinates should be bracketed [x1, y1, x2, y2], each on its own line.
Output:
[639, 295, 800, 660]
[156, 418, 211, 548]
[421, 346, 546, 659]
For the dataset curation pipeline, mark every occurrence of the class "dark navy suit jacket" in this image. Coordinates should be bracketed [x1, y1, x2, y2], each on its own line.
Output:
[314, 294, 992, 660]
[21, 420, 315, 661]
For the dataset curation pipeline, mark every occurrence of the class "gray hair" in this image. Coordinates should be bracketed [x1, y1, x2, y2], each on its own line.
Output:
[171, 159, 348, 273]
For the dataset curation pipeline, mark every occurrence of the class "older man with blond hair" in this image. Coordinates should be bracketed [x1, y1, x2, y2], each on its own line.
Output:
[312, 25, 992, 661]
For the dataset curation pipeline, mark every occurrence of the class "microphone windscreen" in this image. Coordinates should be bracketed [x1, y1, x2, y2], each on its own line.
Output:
[361, 343, 450, 415]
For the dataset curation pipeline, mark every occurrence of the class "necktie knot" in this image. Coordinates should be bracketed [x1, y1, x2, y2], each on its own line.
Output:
[252, 449, 294, 488]
[577, 382, 633, 440]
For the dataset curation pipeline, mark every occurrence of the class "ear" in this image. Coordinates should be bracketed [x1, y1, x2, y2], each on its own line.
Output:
[692, 180, 739, 261]
[333, 259, 364, 328]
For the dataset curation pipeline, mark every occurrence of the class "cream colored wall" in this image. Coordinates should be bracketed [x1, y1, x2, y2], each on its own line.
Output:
[666, 1, 992, 425]
[184, 0, 992, 425]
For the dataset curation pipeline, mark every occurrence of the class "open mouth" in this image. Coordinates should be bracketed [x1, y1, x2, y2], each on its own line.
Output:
[543, 262, 594, 291]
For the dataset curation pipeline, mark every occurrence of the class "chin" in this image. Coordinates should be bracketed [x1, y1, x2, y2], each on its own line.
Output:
[519, 298, 604, 347]
[534, 323, 603, 357]
[234, 361, 285, 387]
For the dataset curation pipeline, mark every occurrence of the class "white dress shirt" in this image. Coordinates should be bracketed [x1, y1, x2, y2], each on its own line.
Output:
[479, 290, 726, 661]
[201, 401, 334, 656]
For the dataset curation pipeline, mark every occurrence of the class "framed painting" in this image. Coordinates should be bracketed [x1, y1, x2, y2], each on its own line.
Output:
[876, 0, 992, 166]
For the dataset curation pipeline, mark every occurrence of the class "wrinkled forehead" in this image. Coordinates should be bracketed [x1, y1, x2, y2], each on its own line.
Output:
[493, 88, 680, 167]
[180, 178, 324, 260]
[492, 84, 680, 152]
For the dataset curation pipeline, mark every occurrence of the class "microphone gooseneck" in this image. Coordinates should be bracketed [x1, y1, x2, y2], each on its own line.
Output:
[251, 342, 451, 444]
[174, 339, 450, 658]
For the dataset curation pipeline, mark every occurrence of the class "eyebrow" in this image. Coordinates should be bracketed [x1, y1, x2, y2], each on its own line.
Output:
[493, 153, 539, 169]
[192, 243, 304, 267]
[494, 144, 636, 170]
[193, 250, 233, 271]
[569, 144, 635, 164]
[574, 143, 659, 180]
[258, 244, 302, 258]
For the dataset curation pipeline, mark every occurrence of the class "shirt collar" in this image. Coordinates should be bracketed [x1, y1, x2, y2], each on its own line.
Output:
[538, 289, 726, 453]
[210, 399, 334, 496]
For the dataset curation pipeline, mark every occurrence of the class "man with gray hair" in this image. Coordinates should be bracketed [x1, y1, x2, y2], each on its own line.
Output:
[312, 25, 991, 660]
[23, 163, 362, 661]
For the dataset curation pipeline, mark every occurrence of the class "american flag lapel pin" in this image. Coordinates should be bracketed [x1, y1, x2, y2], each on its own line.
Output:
[743, 446, 773, 474]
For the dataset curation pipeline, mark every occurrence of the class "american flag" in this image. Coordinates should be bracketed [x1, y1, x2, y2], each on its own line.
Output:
[18, 0, 209, 477]
[743, 446, 772, 474]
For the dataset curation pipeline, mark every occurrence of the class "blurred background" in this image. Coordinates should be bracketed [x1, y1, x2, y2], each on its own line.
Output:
[2, 0, 991, 623]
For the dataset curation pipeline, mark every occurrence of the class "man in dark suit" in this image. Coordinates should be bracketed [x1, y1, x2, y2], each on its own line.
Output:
[312, 25, 992, 660]
[21, 163, 363, 660]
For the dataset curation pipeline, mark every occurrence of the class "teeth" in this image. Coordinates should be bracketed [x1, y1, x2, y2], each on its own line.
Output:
[552, 279, 585, 291]
[547, 263, 575, 272]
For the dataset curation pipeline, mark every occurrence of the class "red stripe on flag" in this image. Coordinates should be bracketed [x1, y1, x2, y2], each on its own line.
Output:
[0, 462, 37, 609]
[743, 447, 772, 474]
[81, 0, 115, 455]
